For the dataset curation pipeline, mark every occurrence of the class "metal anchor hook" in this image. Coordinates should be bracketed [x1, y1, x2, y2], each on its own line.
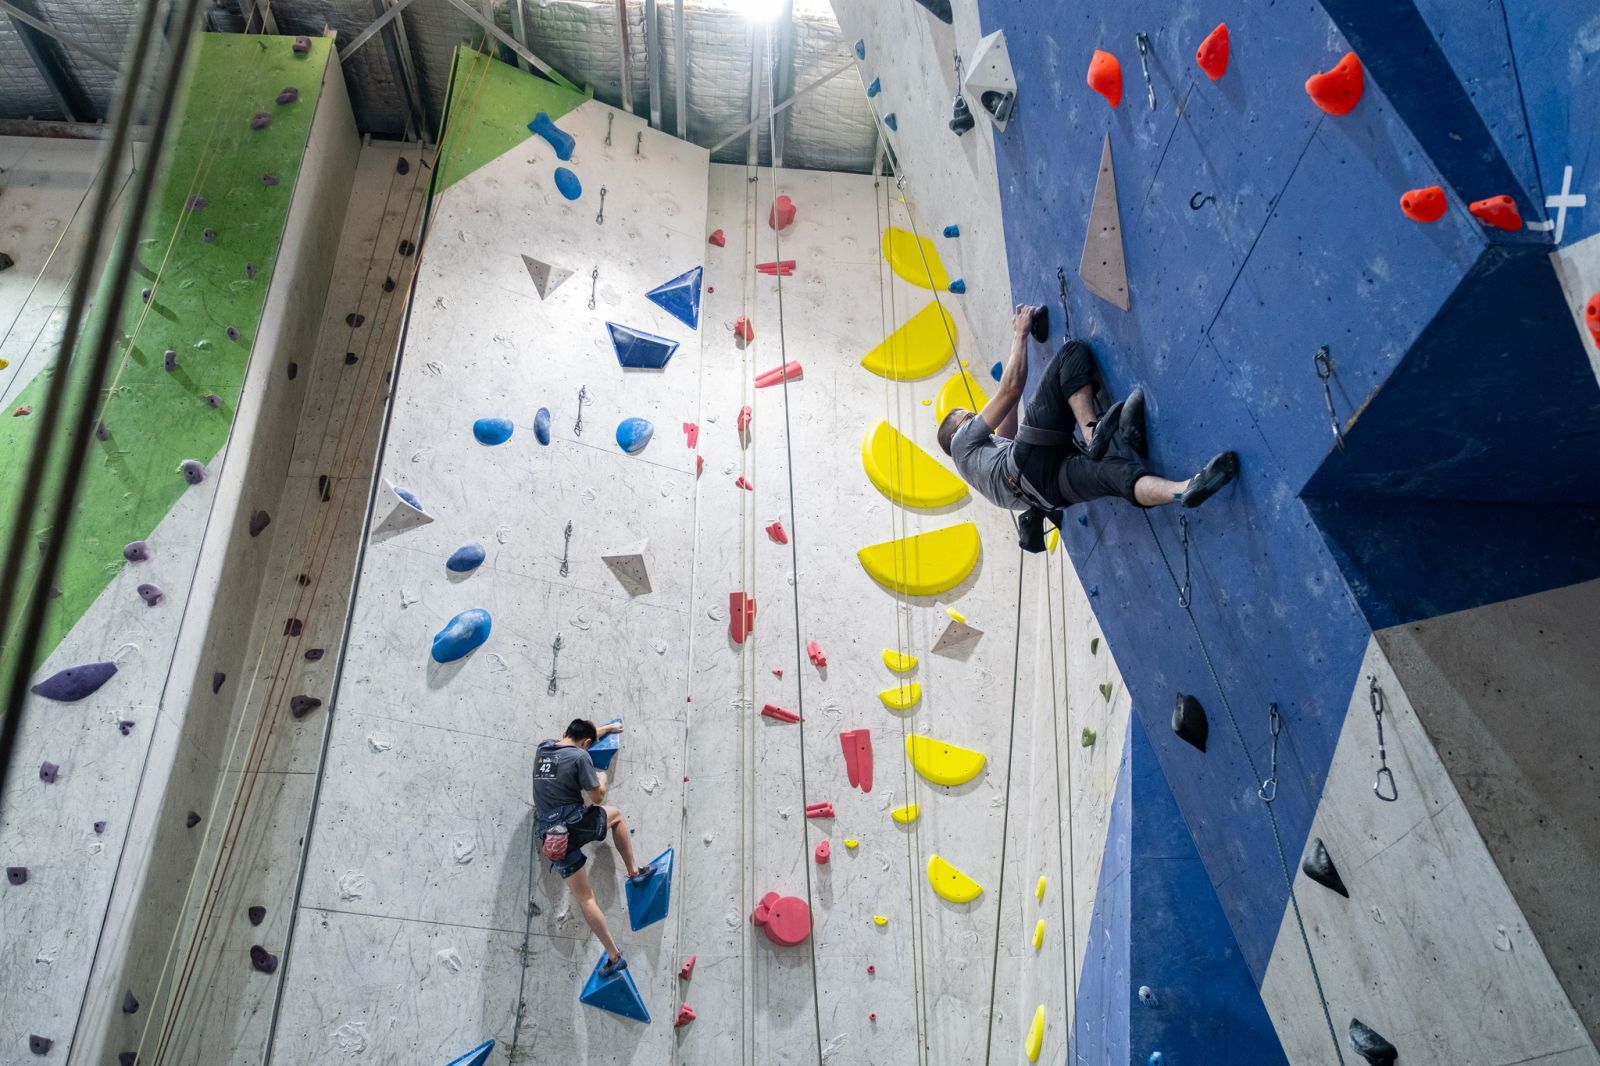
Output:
[547, 634, 563, 695]
[1189, 191, 1216, 210]
[1056, 265, 1071, 340]
[1136, 32, 1157, 111]
[560, 519, 573, 577]
[635, 130, 643, 157]
[574, 386, 588, 437]
[588, 266, 599, 310]
[595, 186, 607, 226]
[1369, 674, 1400, 801]
[1314, 345, 1344, 451]
[604, 113, 613, 147]
[1258, 702, 1281, 803]
[1176, 513, 1192, 609]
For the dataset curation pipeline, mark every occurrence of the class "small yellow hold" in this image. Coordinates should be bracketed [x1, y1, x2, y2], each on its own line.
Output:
[882, 648, 918, 674]
[1046, 527, 1060, 553]
[890, 803, 920, 824]
[879, 682, 922, 712]
[873, 914, 890, 926]
[921, 398, 931, 406]
[960, 359, 969, 368]
[0, 357, 9, 370]
[1025, 1005, 1046, 1062]
[844, 838, 859, 849]
[946, 606, 967, 624]
[934, 368, 989, 423]
[1032, 919, 1046, 950]
[1036, 876, 1047, 901]
[926, 854, 983, 903]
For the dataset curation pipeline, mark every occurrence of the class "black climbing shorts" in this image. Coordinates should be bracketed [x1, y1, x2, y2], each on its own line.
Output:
[545, 804, 608, 878]
[1013, 338, 1148, 506]
[1054, 452, 1148, 506]
[1026, 339, 1101, 430]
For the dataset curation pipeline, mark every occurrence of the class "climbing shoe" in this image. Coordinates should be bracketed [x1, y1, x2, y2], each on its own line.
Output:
[598, 954, 628, 978]
[627, 862, 656, 887]
[1017, 508, 1048, 553]
[1121, 387, 1147, 457]
[1085, 400, 1123, 460]
[1176, 451, 1240, 508]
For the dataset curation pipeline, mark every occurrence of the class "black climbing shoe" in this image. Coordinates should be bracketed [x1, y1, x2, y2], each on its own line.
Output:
[1017, 508, 1048, 554]
[1176, 451, 1239, 508]
[599, 954, 628, 978]
[1121, 387, 1147, 457]
[1085, 400, 1123, 460]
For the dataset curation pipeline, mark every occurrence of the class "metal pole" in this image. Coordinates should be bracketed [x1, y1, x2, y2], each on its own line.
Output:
[615, 0, 634, 114]
[644, 0, 662, 129]
[743, 22, 764, 164]
[673, 0, 685, 138]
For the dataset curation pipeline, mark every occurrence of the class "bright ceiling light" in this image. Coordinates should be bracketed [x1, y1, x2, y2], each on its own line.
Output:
[735, 0, 786, 23]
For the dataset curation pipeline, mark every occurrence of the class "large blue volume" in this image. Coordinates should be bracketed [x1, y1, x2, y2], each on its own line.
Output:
[578, 952, 651, 1022]
[589, 717, 622, 771]
[443, 1039, 495, 1066]
[625, 846, 675, 931]
[608, 322, 680, 369]
[643, 266, 703, 329]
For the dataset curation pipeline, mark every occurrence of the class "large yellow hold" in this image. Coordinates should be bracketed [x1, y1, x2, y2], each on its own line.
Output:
[882, 226, 951, 290]
[934, 368, 988, 424]
[857, 522, 981, 597]
[926, 854, 984, 903]
[879, 683, 922, 712]
[862, 420, 968, 509]
[905, 734, 986, 786]
[1025, 1005, 1046, 1062]
[860, 302, 958, 381]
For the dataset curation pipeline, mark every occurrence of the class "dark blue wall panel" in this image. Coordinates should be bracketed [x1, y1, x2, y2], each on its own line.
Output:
[1075, 734, 1132, 1063]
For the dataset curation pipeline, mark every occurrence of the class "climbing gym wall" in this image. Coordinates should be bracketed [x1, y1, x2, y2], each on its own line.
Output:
[848, 0, 1600, 1063]
[1, 35, 358, 1062]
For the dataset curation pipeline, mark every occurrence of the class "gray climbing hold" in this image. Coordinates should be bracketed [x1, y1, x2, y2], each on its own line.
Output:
[29, 1034, 52, 1055]
[164, 349, 177, 371]
[304, 648, 324, 661]
[1302, 838, 1349, 898]
[249, 510, 270, 537]
[1349, 1019, 1397, 1065]
[124, 540, 149, 562]
[534, 407, 551, 445]
[96, 421, 110, 440]
[180, 460, 206, 485]
[118, 720, 134, 735]
[137, 583, 163, 606]
[185, 811, 201, 828]
[31, 661, 117, 702]
[250, 112, 272, 130]
[276, 87, 299, 105]
[287, 362, 298, 380]
[289, 695, 322, 719]
[122, 991, 139, 1014]
[226, 327, 240, 342]
[206, 394, 222, 408]
[245, 262, 256, 279]
[431, 608, 492, 663]
[6, 866, 27, 885]
[447, 543, 487, 573]
[292, 33, 310, 52]
[203, 228, 215, 242]
[212, 672, 226, 694]
[248, 904, 266, 925]
[39, 761, 59, 783]
[473, 417, 514, 445]
[250, 945, 279, 973]
[1172, 693, 1208, 752]
[188, 196, 207, 211]
[1137, 985, 1159, 1007]
[262, 173, 280, 186]
[94, 821, 106, 833]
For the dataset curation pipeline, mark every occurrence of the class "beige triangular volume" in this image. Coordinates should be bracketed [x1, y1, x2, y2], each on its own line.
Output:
[602, 541, 652, 596]
[522, 254, 573, 300]
[1078, 134, 1130, 311]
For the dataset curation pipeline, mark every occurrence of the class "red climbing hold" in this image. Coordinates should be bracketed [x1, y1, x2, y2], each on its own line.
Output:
[737, 404, 753, 433]
[755, 260, 796, 276]
[1400, 186, 1448, 223]
[815, 840, 831, 864]
[1585, 292, 1600, 347]
[733, 316, 755, 345]
[772, 668, 783, 678]
[1196, 23, 1229, 80]
[751, 892, 811, 946]
[760, 703, 801, 723]
[1087, 50, 1123, 108]
[840, 728, 873, 793]
[13, 405, 31, 417]
[804, 801, 835, 819]
[755, 362, 803, 388]
[708, 229, 726, 247]
[696, 455, 704, 476]
[769, 195, 797, 231]
[735, 476, 753, 490]
[730, 592, 756, 644]
[806, 641, 826, 667]
[766, 521, 788, 544]
[1469, 195, 1522, 231]
[675, 1004, 696, 1027]
[867, 964, 876, 975]
[1305, 51, 1363, 115]
[679, 955, 696, 980]
[682, 422, 699, 447]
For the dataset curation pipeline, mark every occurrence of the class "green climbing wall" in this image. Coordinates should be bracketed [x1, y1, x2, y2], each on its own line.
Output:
[433, 45, 589, 194]
[0, 34, 330, 664]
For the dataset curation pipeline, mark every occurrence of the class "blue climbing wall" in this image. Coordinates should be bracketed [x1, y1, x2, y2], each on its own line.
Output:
[975, 0, 1600, 1043]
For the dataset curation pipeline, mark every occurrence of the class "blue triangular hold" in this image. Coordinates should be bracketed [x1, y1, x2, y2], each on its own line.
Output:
[589, 717, 622, 772]
[625, 846, 675, 931]
[644, 266, 703, 330]
[444, 1038, 494, 1066]
[579, 952, 651, 1022]
[607, 323, 680, 370]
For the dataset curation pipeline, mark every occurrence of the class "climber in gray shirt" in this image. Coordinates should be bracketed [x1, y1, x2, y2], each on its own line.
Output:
[940, 302, 1239, 550]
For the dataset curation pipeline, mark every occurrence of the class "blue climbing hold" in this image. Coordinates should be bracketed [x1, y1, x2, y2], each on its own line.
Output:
[472, 417, 514, 445]
[578, 951, 651, 1022]
[943, 224, 960, 238]
[589, 717, 622, 771]
[948, 278, 966, 294]
[431, 608, 492, 663]
[608, 323, 679, 369]
[395, 487, 423, 511]
[527, 111, 575, 160]
[990, 360, 1003, 381]
[446, 543, 486, 573]
[554, 167, 582, 201]
[643, 266, 703, 330]
[854, 39, 865, 60]
[1148, 1054, 1164, 1066]
[625, 846, 675, 931]
[534, 407, 551, 445]
[866, 77, 881, 98]
[884, 112, 898, 131]
[444, 1039, 495, 1066]
[616, 417, 654, 455]
[31, 661, 118, 702]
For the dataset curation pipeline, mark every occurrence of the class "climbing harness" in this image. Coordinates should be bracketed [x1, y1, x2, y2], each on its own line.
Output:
[1136, 32, 1157, 111]
[604, 112, 614, 146]
[574, 385, 588, 436]
[588, 266, 599, 309]
[560, 520, 573, 577]
[1369, 675, 1399, 801]
[1189, 191, 1216, 210]
[1176, 514, 1191, 608]
[1258, 703, 1281, 802]
[596, 187, 607, 226]
[546, 634, 563, 695]
[1314, 345, 1344, 451]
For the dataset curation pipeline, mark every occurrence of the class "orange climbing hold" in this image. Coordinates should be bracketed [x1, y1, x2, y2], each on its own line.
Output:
[1400, 186, 1447, 223]
[769, 194, 797, 231]
[1305, 51, 1363, 115]
[1585, 293, 1600, 347]
[1087, 50, 1122, 108]
[1196, 23, 1229, 80]
[1469, 195, 1522, 231]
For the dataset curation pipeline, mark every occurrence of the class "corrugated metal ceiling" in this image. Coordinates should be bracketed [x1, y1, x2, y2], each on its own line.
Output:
[0, 0, 878, 172]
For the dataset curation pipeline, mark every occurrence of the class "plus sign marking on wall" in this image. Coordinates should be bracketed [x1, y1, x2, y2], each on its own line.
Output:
[1528, 165, 1587, 244]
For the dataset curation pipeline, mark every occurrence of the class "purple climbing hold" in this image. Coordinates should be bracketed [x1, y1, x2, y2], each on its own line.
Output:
[212, 672, 226, 694]
[118, 1054, 137, 1066]
[276, 87, 299, 105]
[285, 618, 303, 636]
[117, 720, 134, 735]
[289, 694, 322, 719]
[249, 510, 270, 537]
[206, 394, 222, 408]
[262, 172, 280, 186]
[203, 228, 216, 242]
[39, 761, 59, 783]
[6, 867, 27, 885]
[346, 312, 365, 328]
[141, 288, 151, 303]
[245, 262, 256, 279]
[123, 991, 139, 1014]
[30, 1035, 53, 1055]
[250, 945, 280, 974]
[94, 821, 107, 834]
[181, 459, 206, 485]
[304, 648, 324, 661]
[31, 661, 118, 702]
[189, 196, 207, 211]
[137, 583, 163, 606]
[164, 349, 177, 372]
[226, 327, 240, 342]
[96, 421, 110, 441]
[286, 362, 299, 380]
[248, 904, 266, 925]
[124, 540, 149, 562]
[185, 811, 201, 829]
[250, 112, 272, 130]
[344, 352, 358, 365]
[293, 34, 310, 53]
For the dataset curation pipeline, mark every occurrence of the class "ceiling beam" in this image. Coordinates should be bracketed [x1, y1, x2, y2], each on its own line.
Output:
[769, 0, 795, 166]
[743, 21, 764, 164]
[673, 0, 686, 138]
[0, 0, 117, 72]
[710, 55, 853, 155]
[373, 0, 428, 139]
[615, 0, 634, 114]
[643, 0, 662, 129]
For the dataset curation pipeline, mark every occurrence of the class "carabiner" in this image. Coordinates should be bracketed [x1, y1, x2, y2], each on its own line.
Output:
[1374, 766, 1398, 802]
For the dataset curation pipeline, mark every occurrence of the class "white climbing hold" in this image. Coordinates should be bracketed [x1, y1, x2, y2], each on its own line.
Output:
[333, 1022, 368, 1055]
[601, 541, 651, 595]
[653, 639, 667, 655]
[337, 870, 369, 901]
[367, 735, 392, 753]
[452, 839, 475, 864]
[436, 948, 463, 972]
[640, 775, 660, 795]
[703, 832, 715, 846]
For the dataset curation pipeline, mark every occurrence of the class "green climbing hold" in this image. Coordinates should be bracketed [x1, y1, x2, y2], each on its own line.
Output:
[1090, 637, 1100, 655]
[1098, 682, 1112, 702]
[1080, 728, 1097, 747]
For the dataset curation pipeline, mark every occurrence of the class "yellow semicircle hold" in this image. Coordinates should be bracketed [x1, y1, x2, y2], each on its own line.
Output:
[906, 733, 986, 786]
[926, 853, 984, 903]
[882, 226, 951, 290]
[882, 648, 918, 674]
[934, 368, 988, 424]
[857, 522, 981, 597]
[862, 421, 969, 509]
[890, 803, 920, 824]
[1026, 1005, 1046, 1062]
[879, 683, 922, 712]
[861, 302, 958, 381]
